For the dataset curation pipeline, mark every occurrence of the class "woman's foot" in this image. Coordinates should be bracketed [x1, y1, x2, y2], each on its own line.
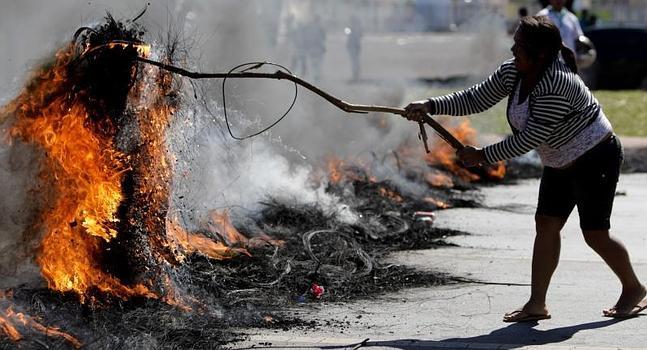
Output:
[503, 302, 550, 322]
[603, 284, 647, 318]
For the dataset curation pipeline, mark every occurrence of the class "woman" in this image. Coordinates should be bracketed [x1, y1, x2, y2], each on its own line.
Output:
[404, 16, 646, 322]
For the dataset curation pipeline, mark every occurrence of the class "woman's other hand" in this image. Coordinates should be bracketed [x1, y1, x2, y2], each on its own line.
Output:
[403, 100, 432, 122]
[457, 146, 486, 167]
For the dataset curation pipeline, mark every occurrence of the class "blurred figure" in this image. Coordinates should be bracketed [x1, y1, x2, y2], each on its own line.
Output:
[579, 9, 597, 29]
[345, 15, 363, 82]
[537, 0, 583, 54]
[305, 15, 326, 81]
[589, 14, 597, 28]
[285, 14, 307, 77]
[510, 6, 529, 33]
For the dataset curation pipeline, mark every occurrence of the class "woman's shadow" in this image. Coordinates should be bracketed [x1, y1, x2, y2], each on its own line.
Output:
[439, 318, 622, 347]
[237, 318, 632, 350]
[368, 318, 626, 349]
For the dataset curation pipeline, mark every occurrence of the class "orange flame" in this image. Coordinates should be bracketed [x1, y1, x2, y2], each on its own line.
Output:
[1, 292, 81, 348]
[1, 308, 82, 348]
[424, 170, 454, 188]
[326, 156, 345, 184]
[167, 210, 283, 262]
[426, 119, 479, 182]
[324, 155, 376, 185]
[4, 45, 155, 301]
[106, 41, 151, 56]
[0, 314, 21, 342]
[423, 197, 450, 209]
[205, 210, 250, 246]
[378, 187, 403, 203]
[166, 218, 250, 261]
[425, 119, 506, 182]
[485, 162, 506, 180]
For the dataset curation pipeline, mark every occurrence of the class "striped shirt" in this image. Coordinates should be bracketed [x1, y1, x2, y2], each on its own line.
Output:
[429, 58, 607, 164]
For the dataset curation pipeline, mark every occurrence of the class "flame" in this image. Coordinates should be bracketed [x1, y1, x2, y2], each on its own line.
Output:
[0, 313, 21, 342]
[2, 38, 281, 303]
[205, 210, 250, 246]
[167, 210, 284, 262]
[4, 45, 155, 301]
[423, 197, 450, 209]
[378, 187, 403, 203]
[106, 41, 151, 56]
[485, 162, 506, 180]
[0, 292, 81, 348]
[425, 119, 506, 182]
[325, 155, 376, 185]
[167, 218, 250, 261]
[425, 170, 454, 188]
[1, 308, 82, 348]
[326, 156, 345, 184]
[79, 40, 151, 60]
[425, 119, 479, 182]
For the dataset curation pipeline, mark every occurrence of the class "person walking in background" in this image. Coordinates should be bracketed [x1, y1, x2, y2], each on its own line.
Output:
[403, 16, 646, 322]
[345, 15, 363, 82]
[579, 9, 597, 30]
[537, 0, 583, 54]
[285, 13, 307, 77]
[509, 6, 529, 34]
[305, 15, 326, 81]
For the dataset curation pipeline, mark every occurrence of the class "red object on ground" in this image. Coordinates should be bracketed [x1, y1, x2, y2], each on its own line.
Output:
[310, 283, 325, 299]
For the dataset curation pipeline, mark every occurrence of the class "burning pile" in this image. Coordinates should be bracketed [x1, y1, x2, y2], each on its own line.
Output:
[0, 14, 508, 348]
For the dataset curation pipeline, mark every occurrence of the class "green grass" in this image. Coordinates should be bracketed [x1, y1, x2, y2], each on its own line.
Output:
[595, 91, 647, 137]
[421, 89, 647, 137]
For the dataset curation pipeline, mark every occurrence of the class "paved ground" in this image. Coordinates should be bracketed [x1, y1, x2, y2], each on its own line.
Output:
[235, 173, 647, 349]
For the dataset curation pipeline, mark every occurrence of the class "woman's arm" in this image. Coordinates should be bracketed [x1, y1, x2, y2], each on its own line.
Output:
[430, 59, 516, 116]
[403, 59, 516, 121]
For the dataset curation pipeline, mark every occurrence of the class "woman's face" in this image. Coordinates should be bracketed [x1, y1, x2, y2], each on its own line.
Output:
[511, 30, 536, 74]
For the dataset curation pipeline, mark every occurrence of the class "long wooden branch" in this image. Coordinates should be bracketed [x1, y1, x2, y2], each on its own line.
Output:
[136, 57, 465, 150]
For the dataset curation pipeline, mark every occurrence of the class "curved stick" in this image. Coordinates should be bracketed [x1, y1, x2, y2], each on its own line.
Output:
[136, 57, 465, 150]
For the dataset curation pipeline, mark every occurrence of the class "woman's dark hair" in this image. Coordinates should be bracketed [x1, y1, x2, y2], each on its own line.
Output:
[517, 15, 578, 73]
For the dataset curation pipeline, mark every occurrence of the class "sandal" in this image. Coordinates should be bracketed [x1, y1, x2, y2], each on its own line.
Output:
[603, 298, 647, 319]
[503, 309, 551, 323]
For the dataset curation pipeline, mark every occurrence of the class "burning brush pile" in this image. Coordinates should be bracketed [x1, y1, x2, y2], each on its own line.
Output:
[0, 15, 507, 349]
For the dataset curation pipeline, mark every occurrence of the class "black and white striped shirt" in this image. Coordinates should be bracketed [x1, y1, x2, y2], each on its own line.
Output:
[429, 58, 605, 164]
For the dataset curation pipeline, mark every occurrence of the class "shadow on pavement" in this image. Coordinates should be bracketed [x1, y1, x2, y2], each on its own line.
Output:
[238, 318, 627, 349]
[363, 318, 624, 349]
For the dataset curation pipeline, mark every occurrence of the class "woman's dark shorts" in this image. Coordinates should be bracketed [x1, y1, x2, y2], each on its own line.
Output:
[536, 134, 624, 230]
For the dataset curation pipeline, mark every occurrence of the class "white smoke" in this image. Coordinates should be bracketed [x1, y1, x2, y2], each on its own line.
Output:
[166, 100, 360, 230]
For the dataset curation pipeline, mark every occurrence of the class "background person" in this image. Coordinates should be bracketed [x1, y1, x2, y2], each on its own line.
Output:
[345, 15, 363, 82]
[537, 0, 583, 54]
[305, 15, 326, 81]
[403, 16, 646, 322]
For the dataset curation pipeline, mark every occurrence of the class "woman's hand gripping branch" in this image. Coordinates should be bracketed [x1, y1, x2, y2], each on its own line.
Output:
[405, 100, 485, 167]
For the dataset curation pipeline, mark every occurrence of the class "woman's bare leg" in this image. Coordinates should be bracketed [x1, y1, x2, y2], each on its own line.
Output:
[504, 214, 565, 320]
[582, 229, 646, 315]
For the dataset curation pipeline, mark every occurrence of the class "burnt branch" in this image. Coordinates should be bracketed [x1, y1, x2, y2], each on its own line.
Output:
[135, 57, 465, 150]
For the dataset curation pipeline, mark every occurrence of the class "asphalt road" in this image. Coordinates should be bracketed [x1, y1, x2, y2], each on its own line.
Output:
[236, 173, 647, 350]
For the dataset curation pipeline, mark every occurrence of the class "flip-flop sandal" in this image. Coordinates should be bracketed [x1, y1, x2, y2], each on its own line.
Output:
[603, 298, 647, 319]
[503, 310, 551, 323]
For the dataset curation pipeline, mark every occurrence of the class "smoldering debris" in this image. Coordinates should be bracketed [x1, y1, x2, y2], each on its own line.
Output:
[1, 169, 475, 349]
